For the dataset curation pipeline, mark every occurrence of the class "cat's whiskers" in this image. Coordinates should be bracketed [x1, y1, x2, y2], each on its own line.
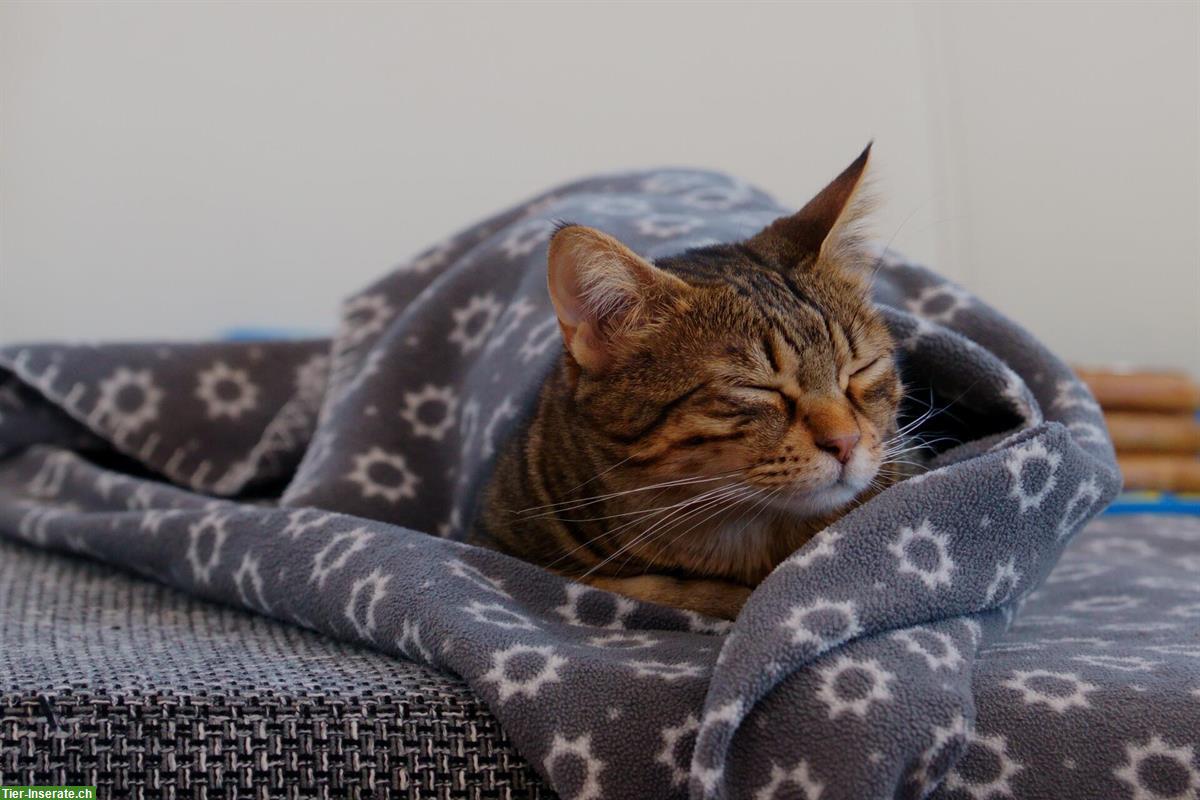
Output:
[560, 453, 638, 495]
[880, 439, 959, 464]
[726, 484, 784, 539]
[624, 485, 765, 573]
[578, 483, 753, 581]
[541, 481, 745, 571]
[512, 468, 744, 518]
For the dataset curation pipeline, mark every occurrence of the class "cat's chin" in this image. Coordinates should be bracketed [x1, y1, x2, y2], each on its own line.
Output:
[769, 482, 864, 519]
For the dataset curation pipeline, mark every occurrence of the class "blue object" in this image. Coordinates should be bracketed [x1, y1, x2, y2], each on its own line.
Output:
[1106, 490, 1200, 515]
[221, 327, 327, 341]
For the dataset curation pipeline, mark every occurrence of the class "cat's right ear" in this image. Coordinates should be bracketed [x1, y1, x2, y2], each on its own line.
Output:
[548, 225, 689, 373]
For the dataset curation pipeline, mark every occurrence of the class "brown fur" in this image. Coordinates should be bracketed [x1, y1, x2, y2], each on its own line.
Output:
[472, 146, 906, 619]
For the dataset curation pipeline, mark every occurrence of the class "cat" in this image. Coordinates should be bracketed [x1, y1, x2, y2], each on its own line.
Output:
[472, 145, 907, 620]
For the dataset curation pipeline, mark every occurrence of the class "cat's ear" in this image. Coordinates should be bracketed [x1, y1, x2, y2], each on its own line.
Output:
[749, 143, 873, 267]
[548, 225, 689, 373]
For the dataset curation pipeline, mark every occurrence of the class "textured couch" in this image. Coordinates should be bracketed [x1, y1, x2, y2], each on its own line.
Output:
[0, 540, 552, 799]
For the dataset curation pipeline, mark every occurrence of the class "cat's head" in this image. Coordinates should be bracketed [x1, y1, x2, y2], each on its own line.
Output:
[547, 145, 901, 518]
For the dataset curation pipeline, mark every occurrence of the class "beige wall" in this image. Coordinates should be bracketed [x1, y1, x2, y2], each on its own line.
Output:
[2, 1, 1197, 374]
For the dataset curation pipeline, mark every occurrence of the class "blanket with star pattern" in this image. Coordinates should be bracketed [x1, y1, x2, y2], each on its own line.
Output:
[4, 168, 1195, 800]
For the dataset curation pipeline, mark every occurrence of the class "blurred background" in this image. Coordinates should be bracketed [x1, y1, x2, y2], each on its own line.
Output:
[2, 1, 1197, 376]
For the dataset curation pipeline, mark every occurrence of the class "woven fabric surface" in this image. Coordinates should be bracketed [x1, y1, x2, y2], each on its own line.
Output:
[0, 539, 553, 800]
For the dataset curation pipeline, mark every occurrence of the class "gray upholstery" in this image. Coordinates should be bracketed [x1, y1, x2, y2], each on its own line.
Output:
[0, 539, 551, 799]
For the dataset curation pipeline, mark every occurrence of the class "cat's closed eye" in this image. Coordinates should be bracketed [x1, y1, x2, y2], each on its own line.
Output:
[841, 355, 890, 390]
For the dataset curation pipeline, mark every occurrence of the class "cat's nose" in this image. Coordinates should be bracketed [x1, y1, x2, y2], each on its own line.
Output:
[816, 433, 860, 465]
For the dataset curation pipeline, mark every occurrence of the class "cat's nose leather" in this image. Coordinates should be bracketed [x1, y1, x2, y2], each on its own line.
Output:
[816, 433, 860, 464]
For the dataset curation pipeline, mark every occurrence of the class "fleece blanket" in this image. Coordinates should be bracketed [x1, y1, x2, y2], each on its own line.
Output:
[0, 168, 1137, 799]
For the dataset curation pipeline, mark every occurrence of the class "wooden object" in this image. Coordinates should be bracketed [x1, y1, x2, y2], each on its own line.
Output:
[1106, 412, 1200, 454]
[1118, 455, 1200, 493]
[1075, 368, 1200, 413]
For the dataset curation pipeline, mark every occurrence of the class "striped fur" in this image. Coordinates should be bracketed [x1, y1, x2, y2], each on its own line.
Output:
[473, 147, 908, 619]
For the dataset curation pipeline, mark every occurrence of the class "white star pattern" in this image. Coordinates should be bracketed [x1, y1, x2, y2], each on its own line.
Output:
[1051, 379, 1102, 415]
[682, 609, 733, 635]
[445, 558, 510, 597]
[635, 213, 704, 238]
[555, 583, 637, 627]
[999, 366, 1041, 425]
[481, 396, 518, 458]
[1057, 476, 1102, 541]
[680, 183, 750, 210]
[18, 505, 67, 546]
[195, 361, 260, 420]
[233, 553, 271, 612]
[786, 529, 844, 570]
[1147, 644, 1200, 658]
[693, 699, 745, 796]
[624, 660, 706, 681]
[463, 599, 539, 631]
[519, 315, 562, 363]
[125, 483, 155, 511]
[397, 617, 434, 664]
[281, 508, 336, 540]
[500, 218, 557, 259]
[1067, 421, 1108, 446]
[94, 367, 164, 434]
[783, 598, 862, 651]
[293, 353, 330, 398]
[1114, 736, 1200, 800]
[1071, 654, 1160, 672]
[483, 297, 539, 354]
[185, 511, 230, 585]
[892, 627, 965, 672]
[346, 446, 419, 503]
[1067, 595, 1143, 614]
[1045, 560, 1109, 585]
[587, 632, 659, 649]
[1169, 603, 1200, 619]
[398, 383, 459, 441]
[899, 314, 940, 349]
[752, 761, 824, 800]
[482, 644, 566, 703]
[907, 712, 967, 795]
[1004, 438, 1062, 513]
[962, 618, 983, 648]
[139, 508, 183, 535]
[27, 450, 74, 499]
[1081, 536, 1159, 559]
[309, 527, 375, 589]
[402, 239, 454, 274]
[815, 655, 895, 719]
[655, 713, 699, 788]
[984, 557, 1022, 605]
[888, 520, 955, 590]
[344, 567, 391, 639]
[942, 732, 1024, 799]
[448, 293, 504, 355]
[339, 293, 394, 349]
[905, 282, 973, 324]
[1001, 669, 1096, 713]
[458, 398, 482, 461]
[436, 508, 463, 538]
[543, 732, 604, 800]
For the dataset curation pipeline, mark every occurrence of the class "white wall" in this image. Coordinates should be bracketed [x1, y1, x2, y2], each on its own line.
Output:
[2, 1, 1197, 374]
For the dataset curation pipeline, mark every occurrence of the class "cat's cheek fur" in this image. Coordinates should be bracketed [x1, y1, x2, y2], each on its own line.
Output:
[840, 433, 884, 491]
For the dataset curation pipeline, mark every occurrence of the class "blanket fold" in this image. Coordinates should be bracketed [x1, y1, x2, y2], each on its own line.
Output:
[0, 168, 1121, 800]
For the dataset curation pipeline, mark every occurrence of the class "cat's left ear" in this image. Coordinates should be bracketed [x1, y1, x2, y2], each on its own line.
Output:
[547, 225, 690, 373]
[748, 143, 873, 268]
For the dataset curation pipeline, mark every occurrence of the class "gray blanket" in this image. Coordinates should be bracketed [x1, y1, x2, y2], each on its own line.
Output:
[0, 168, 1153, 799]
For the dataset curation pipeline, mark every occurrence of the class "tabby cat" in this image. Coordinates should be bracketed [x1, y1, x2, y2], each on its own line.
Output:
[474, 146, 908, 619]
